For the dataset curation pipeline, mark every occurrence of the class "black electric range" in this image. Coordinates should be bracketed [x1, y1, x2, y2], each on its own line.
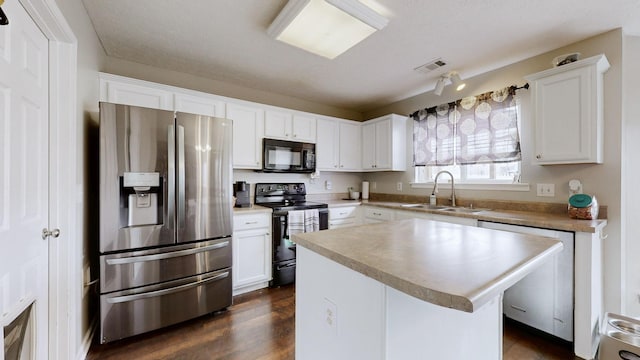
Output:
[254, 183, 328, 287]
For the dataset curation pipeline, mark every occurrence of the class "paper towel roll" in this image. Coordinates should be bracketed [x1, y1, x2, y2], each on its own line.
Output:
[362, 181, 369, 200]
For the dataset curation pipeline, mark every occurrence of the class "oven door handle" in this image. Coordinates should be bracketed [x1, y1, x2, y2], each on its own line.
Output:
[105, 241, 229, 265]
[276, 263, 296, 270]
[105, 271, 229, 304]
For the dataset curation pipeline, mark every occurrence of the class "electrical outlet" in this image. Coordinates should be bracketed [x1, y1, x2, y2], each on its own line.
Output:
[397, 182, 403, 191]
[536, 183, 555, 197]
[324, 298, 337, 334]
[325, 180, 332, 190]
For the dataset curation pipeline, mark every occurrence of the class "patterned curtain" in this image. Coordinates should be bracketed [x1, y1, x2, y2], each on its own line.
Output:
[412, 86, 521, 166]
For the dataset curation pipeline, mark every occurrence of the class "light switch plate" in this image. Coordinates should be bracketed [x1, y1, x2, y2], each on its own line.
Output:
[537, 183, 555, 197]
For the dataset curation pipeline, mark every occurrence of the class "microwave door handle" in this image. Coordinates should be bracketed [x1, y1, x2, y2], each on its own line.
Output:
[167, 125, 176, 230]
[177, 125, 186, 231]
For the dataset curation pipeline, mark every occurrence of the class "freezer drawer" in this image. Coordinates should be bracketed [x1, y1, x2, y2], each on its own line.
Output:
[100, 268, 232, 343]
[100, 237, 232, 294]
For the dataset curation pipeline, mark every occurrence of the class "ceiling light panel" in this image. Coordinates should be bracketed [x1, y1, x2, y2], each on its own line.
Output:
[268, 0, 388, 59]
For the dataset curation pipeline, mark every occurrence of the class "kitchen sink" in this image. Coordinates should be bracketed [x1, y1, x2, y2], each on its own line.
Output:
[440, 207, 489, 214]
[400, 204, 450, 210]
[399, 203, 489, 213]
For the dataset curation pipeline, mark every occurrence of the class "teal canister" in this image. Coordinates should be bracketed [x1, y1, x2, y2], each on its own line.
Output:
[568, 194, 599, 220]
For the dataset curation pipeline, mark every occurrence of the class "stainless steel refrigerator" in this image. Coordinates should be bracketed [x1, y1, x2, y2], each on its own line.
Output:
[98, 102, 233, 343]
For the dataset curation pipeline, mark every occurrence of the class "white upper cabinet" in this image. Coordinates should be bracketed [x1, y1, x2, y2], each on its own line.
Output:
[264, 110, 317, 142]
[525, 54, 609, 165]
[316, 117, 361, 171]
[99, 73, 174, 110]
[174, 92, 225, 117]
[361, 114, 407, 171]
[227, 101, 265, 169]
[316, 117, 340, 170]
[339, 120, 362, 171]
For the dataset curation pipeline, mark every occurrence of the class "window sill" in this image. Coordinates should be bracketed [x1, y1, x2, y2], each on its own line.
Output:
[410, 182, 530, 192]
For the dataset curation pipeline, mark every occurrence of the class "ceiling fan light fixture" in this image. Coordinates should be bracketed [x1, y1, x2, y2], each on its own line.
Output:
[450, 72, 466, 91]
[267, 0, 388, 59]
[434, 77, 446, 96]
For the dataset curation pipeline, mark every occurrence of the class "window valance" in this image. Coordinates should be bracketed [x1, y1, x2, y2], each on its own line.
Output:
[412, 86, 522, 166]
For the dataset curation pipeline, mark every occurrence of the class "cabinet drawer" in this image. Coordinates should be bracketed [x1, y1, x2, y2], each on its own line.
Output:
[329, 206, 359, 220]
[364, 207, 394, 221]
[233, 213, 270, 230]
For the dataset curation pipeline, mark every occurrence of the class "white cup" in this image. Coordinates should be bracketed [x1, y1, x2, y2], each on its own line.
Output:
[350, 191, 360, 200]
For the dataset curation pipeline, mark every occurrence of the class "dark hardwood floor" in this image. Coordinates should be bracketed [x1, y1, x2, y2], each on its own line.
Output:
[88, 285, 578, 360]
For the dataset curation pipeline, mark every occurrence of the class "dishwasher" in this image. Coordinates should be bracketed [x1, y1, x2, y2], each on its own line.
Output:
[478, 221, 574, 341]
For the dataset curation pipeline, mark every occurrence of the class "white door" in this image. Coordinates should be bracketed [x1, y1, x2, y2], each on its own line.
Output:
[0, 1, 50, 359]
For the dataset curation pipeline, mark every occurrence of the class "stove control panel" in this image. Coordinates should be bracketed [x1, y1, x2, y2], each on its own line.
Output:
[255, 183, 306, 195]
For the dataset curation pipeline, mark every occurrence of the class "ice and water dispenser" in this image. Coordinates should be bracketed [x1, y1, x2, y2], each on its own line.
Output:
[120, 172, 163, 227]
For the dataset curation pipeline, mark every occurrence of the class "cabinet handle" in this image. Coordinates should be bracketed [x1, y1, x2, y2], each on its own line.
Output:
[536, 154, 542, 160]
[334, 165, 338, 168]
[339, 212, 347, 215]
[293, 134, 297, 138]
[553, 317, 565, 323]
[285, 133, 289, 137]
[510, 305, 527, 313]
[340, 165, 344, 168]
[244, 221, 259, 225]
[373, 212, 381, 216]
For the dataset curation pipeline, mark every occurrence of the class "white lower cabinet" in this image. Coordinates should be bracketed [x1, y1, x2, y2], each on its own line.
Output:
[329, 206, 362, 229]
[232, 212, 272, 296]
[363, 207, 395, 224]
[478, 221, 574, 341]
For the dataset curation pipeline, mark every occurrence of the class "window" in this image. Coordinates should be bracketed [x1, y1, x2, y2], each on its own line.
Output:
[412, 87, 523, 185]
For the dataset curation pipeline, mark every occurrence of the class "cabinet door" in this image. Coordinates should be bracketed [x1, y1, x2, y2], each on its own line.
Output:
[292, 114, 317, 142]
[103, 80, 173, 110]
[339, 121, 361, 170]
[533, 66, 591, 164]
[233, 228, 271, 289]
[227, 102, 264, 169]
[374, 119, 392, 169]
[175, 93, 225, 117]
[526, 54, 608, 165]
[361, 122, 376, 169]
[264, 109, 292, 140]
[316, 118, 339, 170]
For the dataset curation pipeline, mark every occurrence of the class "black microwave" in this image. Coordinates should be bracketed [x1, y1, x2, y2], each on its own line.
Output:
[262, 138, 316, 173]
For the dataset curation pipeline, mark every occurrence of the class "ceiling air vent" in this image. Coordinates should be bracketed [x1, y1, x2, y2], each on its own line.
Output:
[414, 58, 447, 74]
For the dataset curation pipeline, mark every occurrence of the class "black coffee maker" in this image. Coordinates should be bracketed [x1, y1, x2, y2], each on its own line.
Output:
[234, 181, 251, 208]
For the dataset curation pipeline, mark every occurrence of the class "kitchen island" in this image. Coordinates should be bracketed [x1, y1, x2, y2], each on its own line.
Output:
[292, 218, 563, 360]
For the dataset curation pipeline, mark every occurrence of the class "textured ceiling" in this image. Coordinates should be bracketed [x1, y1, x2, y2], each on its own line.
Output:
[82, 0, 640, 112]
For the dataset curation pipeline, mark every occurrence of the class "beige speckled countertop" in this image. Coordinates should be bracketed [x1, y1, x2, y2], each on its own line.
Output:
[362, 201, 607, 233]
[232, 205, 272, 214]
[293, 218, 563, 313]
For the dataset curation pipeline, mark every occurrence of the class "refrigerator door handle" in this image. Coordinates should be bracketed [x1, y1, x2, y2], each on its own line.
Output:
[105, 241, 230, 265]
[177, 125, 186, 231]
[167, 125, 176, 230]
[105, 271, 230, 304]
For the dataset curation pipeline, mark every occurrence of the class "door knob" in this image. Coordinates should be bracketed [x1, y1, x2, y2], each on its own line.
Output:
[42, 228, 60, 240]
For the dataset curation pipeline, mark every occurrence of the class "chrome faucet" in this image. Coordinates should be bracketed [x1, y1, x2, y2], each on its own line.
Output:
[431, 171, 456, 207]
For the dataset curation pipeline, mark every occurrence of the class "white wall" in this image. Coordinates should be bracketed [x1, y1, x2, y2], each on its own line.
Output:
[363, 29, 625, 315]
[53, 0, 106, 357]
[622, 34, 640, 316]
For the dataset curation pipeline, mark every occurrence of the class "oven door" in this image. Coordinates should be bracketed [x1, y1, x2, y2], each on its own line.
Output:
[273, 213, 296, 263]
